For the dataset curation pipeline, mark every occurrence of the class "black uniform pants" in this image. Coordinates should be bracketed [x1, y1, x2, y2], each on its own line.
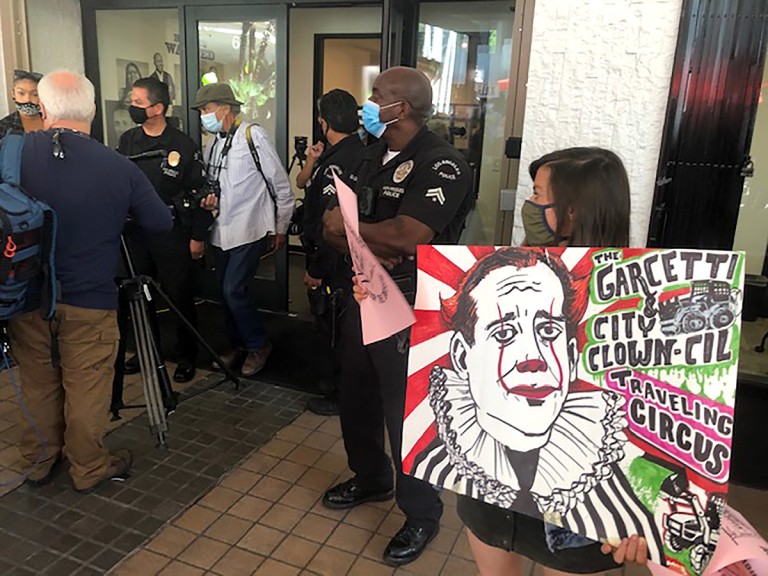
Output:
[126, 222, 198, 363]
[338, 298, 443, 530]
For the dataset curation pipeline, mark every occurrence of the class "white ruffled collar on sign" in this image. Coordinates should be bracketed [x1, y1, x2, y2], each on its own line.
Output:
[429, 366, 626, 516]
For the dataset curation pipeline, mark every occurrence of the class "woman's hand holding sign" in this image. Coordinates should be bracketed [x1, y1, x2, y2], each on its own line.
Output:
[601, 535, 648, 566]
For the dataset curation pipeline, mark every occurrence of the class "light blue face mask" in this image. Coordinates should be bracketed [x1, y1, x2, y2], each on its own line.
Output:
[201, 110, 222, 133]
[361, 100, 401, 138]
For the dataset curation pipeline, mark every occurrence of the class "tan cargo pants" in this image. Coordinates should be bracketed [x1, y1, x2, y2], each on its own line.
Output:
[8, 304, 119, 490]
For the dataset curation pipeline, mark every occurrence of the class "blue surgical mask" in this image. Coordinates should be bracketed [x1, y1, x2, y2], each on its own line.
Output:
[362, 100, 401, 138]
[201, 110, 222, 133]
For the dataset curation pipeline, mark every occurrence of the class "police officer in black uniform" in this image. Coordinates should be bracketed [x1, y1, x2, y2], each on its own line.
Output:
[118, 77, 212, 383]
[322, 67, 473, 566]
[297, 89, 364, 416]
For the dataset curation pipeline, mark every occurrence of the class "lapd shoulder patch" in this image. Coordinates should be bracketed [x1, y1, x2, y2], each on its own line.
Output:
[431, 158, 462, 181]
[393, 160, 414, 183]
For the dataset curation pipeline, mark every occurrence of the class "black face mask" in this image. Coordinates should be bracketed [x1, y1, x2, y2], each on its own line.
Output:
[128, 105, 149, 125]
[318, 119, 329, 144]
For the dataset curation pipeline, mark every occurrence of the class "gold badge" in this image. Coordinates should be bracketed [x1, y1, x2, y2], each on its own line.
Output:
[167, 151, 181, 167]
[393, 159, 414, 183]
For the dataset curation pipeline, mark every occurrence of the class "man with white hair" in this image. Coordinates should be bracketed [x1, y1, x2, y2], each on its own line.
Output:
[8, 70, 173, 493]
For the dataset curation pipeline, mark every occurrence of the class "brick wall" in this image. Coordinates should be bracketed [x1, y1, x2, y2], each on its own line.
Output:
[512, 0, 682, 247]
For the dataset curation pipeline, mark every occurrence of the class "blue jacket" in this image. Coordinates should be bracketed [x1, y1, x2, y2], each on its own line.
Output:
[21, 129, 172, 310]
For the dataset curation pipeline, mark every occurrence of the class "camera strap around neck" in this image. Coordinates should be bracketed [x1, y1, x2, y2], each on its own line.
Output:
[206, 117, 241, 182]
[206, 119, 278, 209]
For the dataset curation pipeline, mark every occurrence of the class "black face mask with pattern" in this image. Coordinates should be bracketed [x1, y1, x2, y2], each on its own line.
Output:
[15, 101, 41, 117]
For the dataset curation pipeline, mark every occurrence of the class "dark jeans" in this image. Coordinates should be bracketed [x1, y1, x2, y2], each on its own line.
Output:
[213, 237, 270, 352]
[338, 298, 443, 530]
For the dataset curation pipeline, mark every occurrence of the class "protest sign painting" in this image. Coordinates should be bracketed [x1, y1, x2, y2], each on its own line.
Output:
[403, 246, 744, 575]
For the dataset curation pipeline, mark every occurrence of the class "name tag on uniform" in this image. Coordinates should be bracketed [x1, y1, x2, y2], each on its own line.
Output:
[381, 185, 405, 199]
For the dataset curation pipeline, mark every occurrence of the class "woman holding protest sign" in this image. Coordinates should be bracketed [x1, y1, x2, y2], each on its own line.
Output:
[353, 146, 650, 575]
[456, 147, 647, 575]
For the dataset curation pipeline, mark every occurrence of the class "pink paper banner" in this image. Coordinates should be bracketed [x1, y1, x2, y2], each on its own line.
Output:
[648, 505, 768, 576]
[333, 175, 416, 345]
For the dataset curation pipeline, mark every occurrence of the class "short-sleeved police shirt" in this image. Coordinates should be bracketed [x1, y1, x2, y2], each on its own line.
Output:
[118, 124, 211, 240]
[303, 134, 364, 281]
[355, 126, 472, 278]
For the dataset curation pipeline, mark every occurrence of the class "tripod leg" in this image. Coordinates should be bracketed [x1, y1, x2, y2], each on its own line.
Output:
[142, 293, 178, 412]
[131, 298, 168, 447]
[147, 278, 241, 388]
[135, 285, 177, 408]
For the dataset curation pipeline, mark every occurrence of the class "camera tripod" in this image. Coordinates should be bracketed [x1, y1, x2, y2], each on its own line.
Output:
[287, 136, 308, 173]
[110, 237, 240, 447]
[288, 150, 305, 173]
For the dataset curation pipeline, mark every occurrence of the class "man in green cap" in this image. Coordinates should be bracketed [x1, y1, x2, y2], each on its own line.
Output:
[194, 83, 294, 376]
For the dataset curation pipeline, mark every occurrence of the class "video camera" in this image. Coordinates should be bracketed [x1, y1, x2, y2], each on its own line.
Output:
[183, 180, 220, 211]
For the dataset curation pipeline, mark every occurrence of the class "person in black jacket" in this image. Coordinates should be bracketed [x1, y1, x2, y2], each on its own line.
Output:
[117, 77, 212, 383]
[296, 89, 363, 415]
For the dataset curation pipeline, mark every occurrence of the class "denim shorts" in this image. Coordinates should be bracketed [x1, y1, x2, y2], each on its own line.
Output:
[456, 494, 621, 574]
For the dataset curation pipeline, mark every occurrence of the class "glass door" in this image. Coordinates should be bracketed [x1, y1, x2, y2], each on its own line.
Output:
[381, 0, 525, 245]
[732, 54, 768, 379]
[94, 8, 182, 148]
[185, 5, 289, 312]
[312, 34, 382, 143]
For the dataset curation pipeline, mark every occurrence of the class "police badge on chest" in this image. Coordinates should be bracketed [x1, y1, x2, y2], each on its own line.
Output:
[162, 150, 182, 179]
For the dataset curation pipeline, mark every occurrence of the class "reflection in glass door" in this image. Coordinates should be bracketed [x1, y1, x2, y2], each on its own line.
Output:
[95, 8, 181, 148]
[186, 5, 288, 312]
[417, 1, 516, 244]
[197, 20, 278, 144]
[313, 34, 381, 143]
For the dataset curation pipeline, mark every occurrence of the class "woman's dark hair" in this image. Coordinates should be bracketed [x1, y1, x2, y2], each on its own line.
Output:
[132, 77, 171, 115]
[542, 148, 631, 247]
[317, 89, 360, 134]
[13, 70, 42, 84]
[528, 146, 604, 180]
[548, 149, 630, 247]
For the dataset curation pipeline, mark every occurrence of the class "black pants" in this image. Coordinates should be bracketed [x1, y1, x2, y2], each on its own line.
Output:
[125, 222, 198, 363]
[338, 299, 443, 530]
[310, 284, 349, 399]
